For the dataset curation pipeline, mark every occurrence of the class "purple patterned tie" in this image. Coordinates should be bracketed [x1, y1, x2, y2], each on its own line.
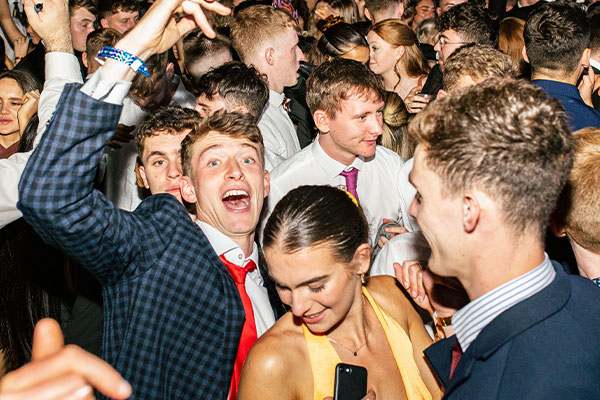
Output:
[340, 168, 359, 203]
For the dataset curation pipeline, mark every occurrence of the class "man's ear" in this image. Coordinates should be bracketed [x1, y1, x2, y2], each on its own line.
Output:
[82, 51, 89, 68]
[364, 7, 372, 22]
[549, 211, 567, 238]
[166, 62, 175, 79]
[462, 192, 480, 233]
[436, 89, 447, 99]
[265, 47, 275, 66]
[436, 6, 441, 16]
[580, 48, 591, 68]
[138, 164, 150, 189]
[313, 109, 331, 133]
[181, 176, 198, 204]
[100, 18, 109, 28]
[522, 45, 529, 64]
[233, 105, 250, 114]
[397, 2, 405, 19]
[263, 169, 270, 198]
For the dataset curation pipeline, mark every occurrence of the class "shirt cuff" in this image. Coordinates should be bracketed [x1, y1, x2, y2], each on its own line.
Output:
[80, 68, 132, 105]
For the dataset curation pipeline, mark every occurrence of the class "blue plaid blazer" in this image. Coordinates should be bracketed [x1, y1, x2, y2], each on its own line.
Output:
[18, 84, 244, 399]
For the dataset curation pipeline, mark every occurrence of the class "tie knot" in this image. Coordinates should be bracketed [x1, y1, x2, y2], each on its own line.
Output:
[281, 97, 292, 113]
[220, 255, 256, 284]
[339, 167, 359, 203]
[340, 167, 358, 179]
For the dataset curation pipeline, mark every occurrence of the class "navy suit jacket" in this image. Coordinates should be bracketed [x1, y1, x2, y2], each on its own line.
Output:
[425, 262, 600, 399]
[18, 84, 244, 399]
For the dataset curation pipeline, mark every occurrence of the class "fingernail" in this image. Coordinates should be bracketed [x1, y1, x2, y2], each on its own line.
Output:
[411, 290, 417, 297]
[73, 385, 92, 399]
[118, 380, 133, 395]
[403, 281, 408, 288]
[418, 296, 423, 303]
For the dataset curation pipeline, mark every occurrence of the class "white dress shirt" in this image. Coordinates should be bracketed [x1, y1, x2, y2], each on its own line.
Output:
[257, 90, 300, 160]
[196, 221, 276, 337]
[265, 136, 407, 245]
[370, 231, 431, 277]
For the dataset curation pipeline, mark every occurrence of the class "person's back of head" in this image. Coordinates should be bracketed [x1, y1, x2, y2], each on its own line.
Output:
[524, 2, 589, 78]
[85, 28, 122, 75]
[230, 5, 298, 64]
[364, 0, 403, 24]
[409, 77, 574, 237]
[309, 18, 369, 65]
[183, 31, 234, 85]
[130, 52, 172, 110]
[416, 18, 438, 46]
[195, 61, 269, 121]
[437, 2, 499, 47]
[380, 91, 413, 160]
[589, 14, 600, 64]
[558, 127, 600, 256]
[306, 58, 384, 118]
[442, 44, 519, 91]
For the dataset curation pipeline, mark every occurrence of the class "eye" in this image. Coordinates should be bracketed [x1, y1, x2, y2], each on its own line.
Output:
[415, 192, 422, 204]
[242, 157, 255, 164]
[153, 159, 166, 166]
[309, 284, 325, 293]
[11, 101, 22, 107]
[208, 160, 220, 167]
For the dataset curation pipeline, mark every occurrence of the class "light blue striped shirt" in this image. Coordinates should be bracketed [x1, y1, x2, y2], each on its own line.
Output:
[452, 254, 555, 351]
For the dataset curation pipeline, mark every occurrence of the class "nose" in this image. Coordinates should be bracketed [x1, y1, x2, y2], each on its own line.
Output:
[434, 39, 441, 54]
[409, 196, 418, 219]
[167, 161, 182, 179]
[125, 20, 136, 32]
[0, 102, 10, 114]
[370, 114, 383, 136]
[225, 158, 243, 180]
[290, 290, 311, 317]
[297, 47, 305, 63]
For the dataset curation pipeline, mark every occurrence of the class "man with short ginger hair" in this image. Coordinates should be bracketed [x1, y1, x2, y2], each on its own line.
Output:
[231, 5, 303, 160]
[364, 0, 404, 24]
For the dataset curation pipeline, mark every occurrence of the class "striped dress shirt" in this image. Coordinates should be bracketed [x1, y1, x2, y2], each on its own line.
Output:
[453, 254, 555, 351]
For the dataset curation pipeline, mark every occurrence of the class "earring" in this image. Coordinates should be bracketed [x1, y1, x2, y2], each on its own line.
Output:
[360, 273, 366, 285]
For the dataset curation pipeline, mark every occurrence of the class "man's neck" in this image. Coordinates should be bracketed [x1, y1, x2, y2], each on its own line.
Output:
[518, 0, 538, 7]
[318, 134, 358, 166]
[570, 239, 600, 280]
[458, 231, 546, 301]
[532, 70, 579, 86]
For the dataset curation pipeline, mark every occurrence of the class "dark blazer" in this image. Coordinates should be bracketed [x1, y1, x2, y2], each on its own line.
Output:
[425, 262, 600, 399]
[18, 84, 244, 399]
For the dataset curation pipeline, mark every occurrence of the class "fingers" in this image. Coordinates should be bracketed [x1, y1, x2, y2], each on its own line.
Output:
[377, 235, 389, 249]
[181, 0, 215, 38]
[0, 375, 92, 400]
[363, 389, 376, 400]
[31, 318, 64, 361]
[384, 225, 408, 236]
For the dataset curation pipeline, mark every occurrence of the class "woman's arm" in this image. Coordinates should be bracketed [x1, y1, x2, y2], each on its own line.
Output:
[0, 0, 26, 44]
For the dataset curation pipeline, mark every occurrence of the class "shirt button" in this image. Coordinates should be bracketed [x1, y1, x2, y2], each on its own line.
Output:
[238, 254, 243, 260]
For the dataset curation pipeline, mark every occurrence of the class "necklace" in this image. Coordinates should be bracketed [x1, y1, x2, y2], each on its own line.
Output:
[327, 335, 368, 357]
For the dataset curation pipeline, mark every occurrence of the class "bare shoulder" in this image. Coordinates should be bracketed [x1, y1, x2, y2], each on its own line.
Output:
[238, 313, 311, 399]
[365, 275, 416, 328]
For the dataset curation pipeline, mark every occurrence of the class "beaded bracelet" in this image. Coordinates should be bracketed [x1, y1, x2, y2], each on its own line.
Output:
[96, 46, 149, 77]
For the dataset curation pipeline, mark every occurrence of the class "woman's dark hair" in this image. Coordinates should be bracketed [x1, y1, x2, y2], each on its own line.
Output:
[263, 185, 369, 263]
[0, 70, 41, 94]
[309, 19, 368, 65]
[18, 114, 39, 153]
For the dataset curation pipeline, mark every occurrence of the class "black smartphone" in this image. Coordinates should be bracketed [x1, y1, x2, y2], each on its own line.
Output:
[333, 363, 368, 400]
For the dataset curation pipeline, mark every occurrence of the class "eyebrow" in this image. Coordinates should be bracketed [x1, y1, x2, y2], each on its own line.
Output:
[273, 274, 329, 290]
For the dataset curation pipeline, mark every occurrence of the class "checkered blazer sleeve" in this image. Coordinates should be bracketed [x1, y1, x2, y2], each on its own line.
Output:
[18, 83, 165, 285]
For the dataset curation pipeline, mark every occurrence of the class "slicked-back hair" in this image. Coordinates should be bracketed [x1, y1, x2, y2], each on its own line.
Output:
[408, 78, 574, 236]
[309, 20, 368, 66]
[230, 5, 298, 63]
[524, 2, 589, 75]
[195, 61, 269, 121]
[437, 2, 498, 47]
[136, 106, 202, 159]
[263, 185, 369, 263]
[97, 0, 138, 19]
[442, 44, 518, 91]
[306, 58, 385, 119]
[560, 128, 600, 253]
[181, 111, 265, 176]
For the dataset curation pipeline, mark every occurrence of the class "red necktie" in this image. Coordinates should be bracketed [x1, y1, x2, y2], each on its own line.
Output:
[340, 168, 359, 203]
[219, 255, 258, 400]
[449, 338, 463, 379]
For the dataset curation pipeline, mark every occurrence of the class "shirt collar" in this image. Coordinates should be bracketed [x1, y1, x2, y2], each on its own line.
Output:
[195, 220, 259, 268]
[532, 79, 583, 101]
[452, 254, 555, 352]
[312, 134, 364, 178]
[268, 90, 285, 108]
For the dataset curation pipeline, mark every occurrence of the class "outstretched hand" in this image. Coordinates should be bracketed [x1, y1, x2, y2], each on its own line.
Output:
[0, 319, 131, 400]
[116, 0, 231, 62]
[22, 0, 72, 53]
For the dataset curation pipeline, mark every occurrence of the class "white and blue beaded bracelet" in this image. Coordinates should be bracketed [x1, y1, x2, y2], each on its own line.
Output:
[96, 46, 150, 77]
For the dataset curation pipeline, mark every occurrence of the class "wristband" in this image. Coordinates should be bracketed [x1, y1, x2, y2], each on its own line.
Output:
[96, 46, 149, 77]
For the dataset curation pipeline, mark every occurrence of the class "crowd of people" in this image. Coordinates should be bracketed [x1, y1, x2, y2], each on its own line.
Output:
[0, 0, 599, 398]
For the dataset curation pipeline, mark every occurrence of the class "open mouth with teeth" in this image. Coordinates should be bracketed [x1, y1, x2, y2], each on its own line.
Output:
[222, 189, 251, 211]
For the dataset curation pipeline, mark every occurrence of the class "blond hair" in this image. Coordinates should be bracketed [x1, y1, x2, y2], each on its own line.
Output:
[230, 5, 298, 63]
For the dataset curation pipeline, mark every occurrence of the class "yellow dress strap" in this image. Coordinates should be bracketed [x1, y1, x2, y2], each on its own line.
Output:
[362, 287, 432, 400]
[302, 323, 340, 400]
[302, 287, 432, 400]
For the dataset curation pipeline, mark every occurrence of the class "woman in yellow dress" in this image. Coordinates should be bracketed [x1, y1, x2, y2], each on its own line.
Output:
[238, 185, 441, 400]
